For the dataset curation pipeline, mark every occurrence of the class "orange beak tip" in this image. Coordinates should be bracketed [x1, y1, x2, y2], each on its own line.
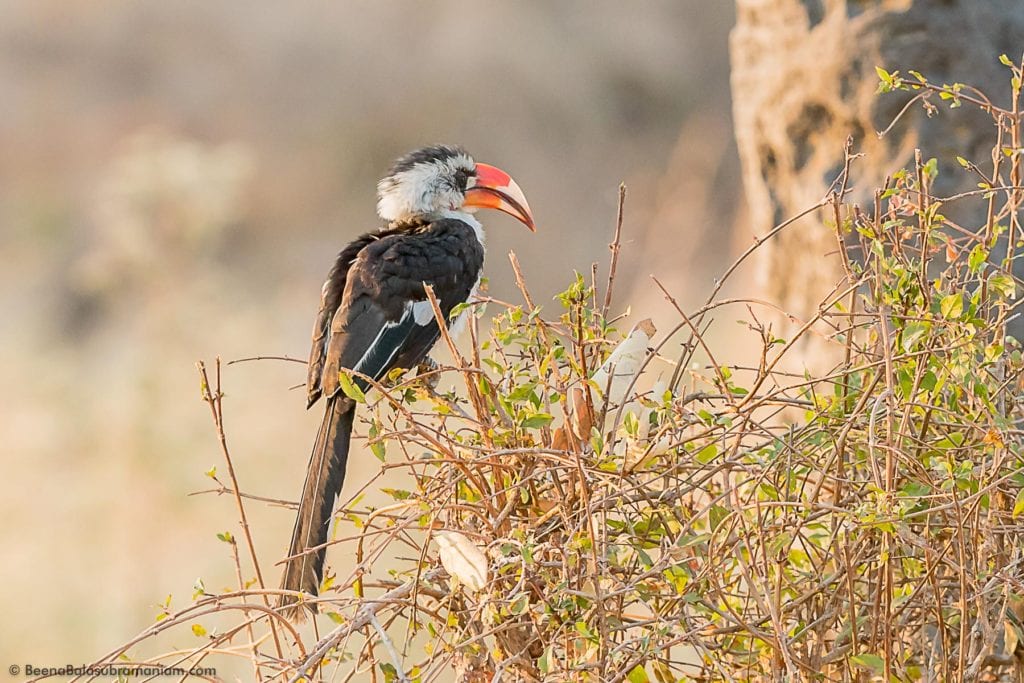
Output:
[468, 162, 535, 232]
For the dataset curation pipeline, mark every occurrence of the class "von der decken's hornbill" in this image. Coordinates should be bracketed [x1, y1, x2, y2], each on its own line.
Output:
[279, 145, 535, 617]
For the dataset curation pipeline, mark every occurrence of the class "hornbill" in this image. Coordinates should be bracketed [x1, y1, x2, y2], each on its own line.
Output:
[279, 145, 535, 617]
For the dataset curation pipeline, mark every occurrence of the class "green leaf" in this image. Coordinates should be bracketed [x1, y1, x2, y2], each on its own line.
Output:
[627, 666, 651, 683]
[381, 488, 411, 501]
[920, 371, 937, 392]
[1013, 489, 1024, 520]
[338, 372, 366, 403]
[939, 292, 963, 319]
[204, 466, 217, 479]
[934, 432, 965, 451]
[508, 593, 529, 615]
[901, 321, 930, 353]
[695, 443, 718, 465]
[900, 481, 931, 498]
[326, 611, 346, 624]
[521, 544, 533, 564]
[968, 244, 987, 273]
[1000, 53, 1014, 67]
[367, 423, 387, 462]
[508, 382, 538, 402]
[191, 623, 207, 637]
[216, 531, 234, 544]
[370, 440, 386, 462]
[521, 413, 554, 430]
[379, 663, 398, 683]
[538, 647, 553, 674]
[623, 410, 639, 436]
[850, 653, 885, 673]
[990, 273, 1016, 299]
[709, 504, 728, 531]
[575, 620, 598, 642]
[759, 482, 780, 501]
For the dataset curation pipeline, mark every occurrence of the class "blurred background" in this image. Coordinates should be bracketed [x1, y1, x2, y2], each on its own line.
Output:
[0, 0, 741, 669]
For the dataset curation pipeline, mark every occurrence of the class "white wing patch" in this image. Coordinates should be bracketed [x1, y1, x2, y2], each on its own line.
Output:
[412, 299, 436, 325]
[350, 302, 435, 379]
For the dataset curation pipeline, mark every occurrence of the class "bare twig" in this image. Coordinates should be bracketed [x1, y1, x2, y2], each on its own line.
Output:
[602, 183, 627, 317]
[196, 359, 283, 663]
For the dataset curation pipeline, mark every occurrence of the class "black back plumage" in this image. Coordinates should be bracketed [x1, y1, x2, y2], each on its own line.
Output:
[280, 216, 485, 617]
[315, 218, 483, 397]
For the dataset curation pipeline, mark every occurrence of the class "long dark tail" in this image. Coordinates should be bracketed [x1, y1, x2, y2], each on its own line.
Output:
[278, 398, 354, 618]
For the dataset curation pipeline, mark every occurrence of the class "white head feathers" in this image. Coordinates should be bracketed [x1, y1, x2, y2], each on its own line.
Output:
[376, 146, 476, 224]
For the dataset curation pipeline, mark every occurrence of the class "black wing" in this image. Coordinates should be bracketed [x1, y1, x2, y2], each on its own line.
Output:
[310, 218, 484, 403]
[306, 234, 381, 407]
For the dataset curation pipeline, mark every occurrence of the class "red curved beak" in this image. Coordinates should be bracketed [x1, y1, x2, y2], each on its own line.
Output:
[463, 162, 536, 232]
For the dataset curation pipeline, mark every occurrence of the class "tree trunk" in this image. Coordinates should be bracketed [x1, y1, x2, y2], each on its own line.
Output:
[730, 0, 1024, 363]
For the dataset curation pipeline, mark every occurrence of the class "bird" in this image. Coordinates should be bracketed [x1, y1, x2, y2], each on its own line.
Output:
[278, 144, 535, 617]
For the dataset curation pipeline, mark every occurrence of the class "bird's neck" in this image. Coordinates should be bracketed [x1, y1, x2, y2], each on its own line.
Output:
[440, 210, 485, 247]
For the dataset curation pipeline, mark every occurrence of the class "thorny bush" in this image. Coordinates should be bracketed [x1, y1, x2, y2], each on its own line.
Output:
[82, 56, 1024, 682]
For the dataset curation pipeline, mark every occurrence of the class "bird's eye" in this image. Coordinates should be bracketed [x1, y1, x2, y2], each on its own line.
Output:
[454, 170, 469, 191]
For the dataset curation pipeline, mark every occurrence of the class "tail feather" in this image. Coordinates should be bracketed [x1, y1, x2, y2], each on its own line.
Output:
[278, 398, 354, 619]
